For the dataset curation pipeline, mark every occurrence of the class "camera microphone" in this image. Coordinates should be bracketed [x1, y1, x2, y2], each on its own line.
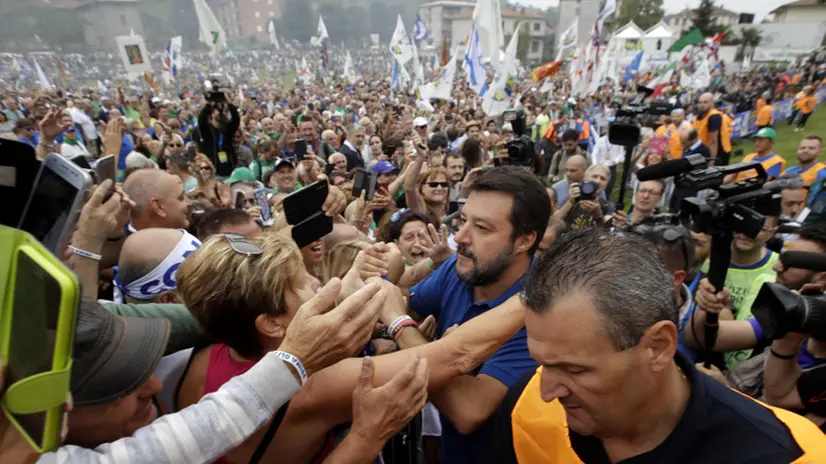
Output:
[636, 154, 707, 182]
[780, 251, 826, 273]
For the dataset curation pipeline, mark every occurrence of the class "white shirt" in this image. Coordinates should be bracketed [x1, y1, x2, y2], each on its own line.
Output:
[60, 142, 89, 159]
[70, 107, 99, 141]
[591, 135, 625, 167]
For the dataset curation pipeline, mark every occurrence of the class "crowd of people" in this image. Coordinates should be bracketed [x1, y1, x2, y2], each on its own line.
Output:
[5, 45, 826, 463]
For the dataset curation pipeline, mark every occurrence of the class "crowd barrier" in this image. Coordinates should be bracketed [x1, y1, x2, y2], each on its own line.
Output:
[726, 86, 826, 140]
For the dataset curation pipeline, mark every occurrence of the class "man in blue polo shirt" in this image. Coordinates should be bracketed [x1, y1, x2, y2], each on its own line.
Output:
[408, 166, 551, 464]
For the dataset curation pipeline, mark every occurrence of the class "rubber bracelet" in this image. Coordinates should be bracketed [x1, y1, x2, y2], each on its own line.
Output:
[427, 257, 437, 272]
[770, 348, 798, 360]
[392, 320, 420, 341]
[273, 351, 307, 385]
[747, 317, 765, 342]
[68, 246, 102, 261]
[388, 315, 417, 339]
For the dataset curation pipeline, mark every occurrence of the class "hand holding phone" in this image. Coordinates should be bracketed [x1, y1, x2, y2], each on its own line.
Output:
[352, 169, 378, 201]
[294, 138, 308, 161]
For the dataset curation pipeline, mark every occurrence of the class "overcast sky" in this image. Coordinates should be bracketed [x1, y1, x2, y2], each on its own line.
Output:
[514, 0, 791, 22]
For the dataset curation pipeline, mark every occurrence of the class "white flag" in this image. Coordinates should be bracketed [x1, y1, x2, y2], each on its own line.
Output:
[691, 54, 711, 90]
[483, 23, 520, 116]
[344, 51, 358, 85]
[464, 25, 488, 96]
[268, 20, 280, 49]
[473, 0, 505, 71]
[317, 16, 329, 41]
[389, 15, 413, 65]
[162, 36, 182, 85]
[596, 0, 617, 30]
[370, 34, 380, 49]
[539, 78, 554, 93]
[556, 17, 578, 60]
[430, 53, 457, 101]
[33, 58, 51, 90]
[193, 0, 226, 63]
[299, 57, 313, 83]
[410, 37, 425, 93]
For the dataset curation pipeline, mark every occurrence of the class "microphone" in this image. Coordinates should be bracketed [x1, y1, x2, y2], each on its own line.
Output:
[636, 154, 707, 182]
[780, 251, 826, 273]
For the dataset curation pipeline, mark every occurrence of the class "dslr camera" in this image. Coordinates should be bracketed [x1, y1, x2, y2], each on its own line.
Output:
[503, 109, 535, 167]
[579, 181, 599, 201]
[753, 252, 826, 340]
[609, 85, 674, 146]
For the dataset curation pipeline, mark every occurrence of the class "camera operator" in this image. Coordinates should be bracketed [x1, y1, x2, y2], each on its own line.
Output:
[689, 226, 826, 388]
[547, 129, 587, 184]
[196, 91, 240, 178]
[611, 179, 664, 227]
[553, 164, 615, 229]
[550, 154, 588, 206]
[764, 325, 826, 431]
[693, 92, 732, 166]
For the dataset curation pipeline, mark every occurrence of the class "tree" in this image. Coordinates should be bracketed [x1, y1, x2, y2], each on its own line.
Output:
[734, 26, 762, 60]
[615, 0, 665, 31]
[692, 0, 718, 37]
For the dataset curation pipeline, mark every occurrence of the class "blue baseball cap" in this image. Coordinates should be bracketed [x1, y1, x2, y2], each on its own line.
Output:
[370, 160, 399, 175]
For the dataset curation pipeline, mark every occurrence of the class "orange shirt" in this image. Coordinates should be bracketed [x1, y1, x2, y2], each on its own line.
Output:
[800, 95, 816, 115]
[756, 105, 773, 126]
[755, 98, 766, 114]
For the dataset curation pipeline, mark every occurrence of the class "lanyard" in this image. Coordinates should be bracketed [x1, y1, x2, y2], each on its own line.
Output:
[680, 273, 703, 330]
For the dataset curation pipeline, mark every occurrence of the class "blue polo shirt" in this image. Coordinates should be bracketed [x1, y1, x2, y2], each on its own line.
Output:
[409, 254, 537, 464]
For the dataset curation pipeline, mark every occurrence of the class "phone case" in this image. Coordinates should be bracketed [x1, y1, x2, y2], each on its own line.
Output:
[0, 226, 80, 453]
[254, 188, 272, 223]
[283, 181, 328, 225]
[291, 212, 333, 249]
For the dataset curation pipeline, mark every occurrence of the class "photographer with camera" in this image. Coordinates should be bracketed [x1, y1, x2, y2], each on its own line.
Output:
[196, 88, 240, 178]
[552, 164, 615, 229]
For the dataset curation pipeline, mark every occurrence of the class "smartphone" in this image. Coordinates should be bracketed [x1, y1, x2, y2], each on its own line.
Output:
[0, 226, 80, 452]
[0, 139, 40, 228]
[291, 211, 333, 249]
[69, 155, 92, 171]
[18, 154, 93, 254]
[352, 169, 378, 201]
[294, 139, 308, 162]
[235, 191, 246, 210]
[254, 188, 273, 224]
[282, 181, 328, 225]
[94, 155, 116, 185]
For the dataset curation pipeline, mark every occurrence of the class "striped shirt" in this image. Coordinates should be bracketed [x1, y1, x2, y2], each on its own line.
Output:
[38, 350, 301, 464]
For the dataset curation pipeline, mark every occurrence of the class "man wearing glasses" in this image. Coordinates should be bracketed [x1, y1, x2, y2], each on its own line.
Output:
[13, 118, 37, 148]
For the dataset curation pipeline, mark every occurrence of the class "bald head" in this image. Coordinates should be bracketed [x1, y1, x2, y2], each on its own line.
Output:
[565, 154, 588, 183]
[123, 169, 190, 230]
[118, 228, 188, 303]
[698, 92, 714, 113]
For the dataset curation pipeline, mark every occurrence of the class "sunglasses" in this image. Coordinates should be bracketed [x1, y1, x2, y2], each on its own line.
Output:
[426, 181, 449, 189]
[168, 143, 182, 148]
[199, 165, 212, 171]
[222, 233, 262, 256]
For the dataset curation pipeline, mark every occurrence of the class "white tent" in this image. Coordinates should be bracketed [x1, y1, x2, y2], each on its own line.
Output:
[613, 21, 644, 40]
[612, 20, 644, 64]
[642, 21, 675, 65]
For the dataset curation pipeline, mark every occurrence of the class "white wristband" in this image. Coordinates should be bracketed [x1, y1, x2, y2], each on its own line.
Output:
[68, 246, 102, 261]
[273, 351, 307, 385]
[388, 315, 414, 338]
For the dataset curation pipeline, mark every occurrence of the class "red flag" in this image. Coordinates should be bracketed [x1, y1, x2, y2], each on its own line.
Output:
[441, 38, 449, 66]
[531, 60, 563, 82]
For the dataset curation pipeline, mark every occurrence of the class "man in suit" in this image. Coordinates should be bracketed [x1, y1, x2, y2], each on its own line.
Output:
[338, 123, 367, 171]
[669, 128, 710, 212]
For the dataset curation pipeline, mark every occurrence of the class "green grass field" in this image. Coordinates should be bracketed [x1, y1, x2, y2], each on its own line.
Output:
[731, 109, 826, 165]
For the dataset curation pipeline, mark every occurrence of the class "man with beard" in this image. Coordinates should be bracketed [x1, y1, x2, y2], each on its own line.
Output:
[405, 166, 551, 464]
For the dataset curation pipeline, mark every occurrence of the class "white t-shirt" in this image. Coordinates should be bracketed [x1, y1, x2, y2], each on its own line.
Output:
[70, 107, 99, 141]
[60, 142, 89, 159]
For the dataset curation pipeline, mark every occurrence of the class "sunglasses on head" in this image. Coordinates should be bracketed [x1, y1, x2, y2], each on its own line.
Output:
[427, 181, 449, 189]
[222, 233, 262, 256]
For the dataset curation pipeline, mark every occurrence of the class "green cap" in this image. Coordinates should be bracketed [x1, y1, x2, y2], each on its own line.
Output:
[754, 127, 776, 141]
[225, 167, 256, 184]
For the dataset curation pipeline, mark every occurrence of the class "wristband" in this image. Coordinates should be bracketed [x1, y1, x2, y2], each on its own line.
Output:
[392, 320, 420, 341]
[427, 257, 437, 272]
[770, 348, 798, 360]
[68, 246, 102, 261]
[747, 317, 766, 342]
[273, 351, 307, 385]
[388, 315, 418, 339]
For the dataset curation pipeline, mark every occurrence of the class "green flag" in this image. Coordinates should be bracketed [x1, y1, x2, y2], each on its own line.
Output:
[668, 28, 705, 53]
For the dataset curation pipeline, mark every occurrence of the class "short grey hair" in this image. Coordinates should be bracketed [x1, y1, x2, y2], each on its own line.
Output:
[522, 228, 677, 351]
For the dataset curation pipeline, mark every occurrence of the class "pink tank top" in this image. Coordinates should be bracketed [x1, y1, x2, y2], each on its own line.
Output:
[203, 344, 335, 464]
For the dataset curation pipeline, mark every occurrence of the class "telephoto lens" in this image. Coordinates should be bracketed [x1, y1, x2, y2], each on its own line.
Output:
[752, 282, 826, 339]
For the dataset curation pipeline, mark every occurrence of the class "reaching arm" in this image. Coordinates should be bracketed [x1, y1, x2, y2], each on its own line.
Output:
[429, 374, 508, 435]
[764, 334, 807, 411]
[404, 151, 427, 215]
[683, 309, 755, 352]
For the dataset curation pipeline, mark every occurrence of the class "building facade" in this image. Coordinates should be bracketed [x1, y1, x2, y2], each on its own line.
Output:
[770, 0, 826, 23]
[555, 0, 603, 51]
[664, 6, 741, 33]
[418, 0, 552, 62]
[75, 0, 144, 50]
[208, 0, 282, 44]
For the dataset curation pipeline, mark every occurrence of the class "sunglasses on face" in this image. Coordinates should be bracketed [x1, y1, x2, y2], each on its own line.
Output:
[222, 233, 262, 256]
[168, 143, 182, 148]
[427, 182, 449, 189]
[199, 165, 212, 171]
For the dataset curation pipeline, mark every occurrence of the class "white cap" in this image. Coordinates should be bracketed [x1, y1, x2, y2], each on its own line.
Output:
[567, 97, 577, 105]
[151, 97, 161, 103]
[413, 116, 429, 128]
[502, 123, 513, 132]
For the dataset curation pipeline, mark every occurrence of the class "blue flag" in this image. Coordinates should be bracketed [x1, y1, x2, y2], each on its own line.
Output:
[414, 14, 428, 44]
[623, 51, 643, 82]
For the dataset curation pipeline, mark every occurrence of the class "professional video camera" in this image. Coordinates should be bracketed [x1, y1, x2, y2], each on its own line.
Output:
[608, 85, 675, 146]
[503, 109, 535, 167]
[637, 156, 781, 365]
[753, 251, 826, 339]
[204, 76, 228, 105]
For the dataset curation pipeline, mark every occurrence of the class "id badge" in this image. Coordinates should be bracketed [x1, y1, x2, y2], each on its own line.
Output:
[218, 151, 228, 163]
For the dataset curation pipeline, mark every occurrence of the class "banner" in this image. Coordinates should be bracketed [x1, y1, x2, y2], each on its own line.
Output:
[116, 35, 153, 74]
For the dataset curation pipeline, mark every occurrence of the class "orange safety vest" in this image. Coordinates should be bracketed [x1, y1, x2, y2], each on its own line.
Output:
[736, 152, 787, 182]
[693, 109, 732, 153]
[655, 123, 686, 159]
[801, 95, 817, 115]
[756, 98, 766, 114]
[512, 368, 826, 463]
[756, 105, 774, 126]
[544, 119, 590, 143]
